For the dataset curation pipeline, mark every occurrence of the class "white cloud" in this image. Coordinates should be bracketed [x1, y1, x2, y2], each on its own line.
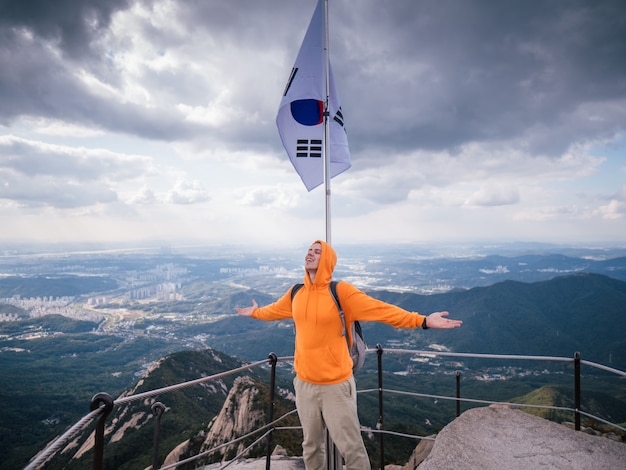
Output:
[239, 185, 302, 210]
[127, 185, 157, 205]
[0, 135, 154, 208]
[598, 200, 625, 220]
[465, 185, 520, 207]
[165, 178, 210, 205]
[32, 119, 105, 137]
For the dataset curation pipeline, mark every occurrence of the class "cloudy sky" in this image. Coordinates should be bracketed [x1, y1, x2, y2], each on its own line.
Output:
[1, 0, 625, 250]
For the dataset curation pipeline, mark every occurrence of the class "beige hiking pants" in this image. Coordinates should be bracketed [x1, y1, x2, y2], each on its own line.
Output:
[294, 376, 371, 470]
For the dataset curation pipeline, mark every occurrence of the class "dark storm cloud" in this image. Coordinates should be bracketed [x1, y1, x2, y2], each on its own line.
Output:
[0, 29, 203, 140]
[0, 0, 204, 139]
[331, 0, 626, 155]
[0, 0, 131, 58]
[0, 0, 625, 157]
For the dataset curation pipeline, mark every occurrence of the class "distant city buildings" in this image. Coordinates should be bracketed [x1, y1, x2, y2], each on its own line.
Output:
[0, 295, 104, 321]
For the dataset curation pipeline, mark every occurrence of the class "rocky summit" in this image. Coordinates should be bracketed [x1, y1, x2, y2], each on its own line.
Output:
[201, 405, 626, 470]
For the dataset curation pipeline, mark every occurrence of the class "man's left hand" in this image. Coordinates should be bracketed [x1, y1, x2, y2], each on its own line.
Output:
[426, 311, 463, 329]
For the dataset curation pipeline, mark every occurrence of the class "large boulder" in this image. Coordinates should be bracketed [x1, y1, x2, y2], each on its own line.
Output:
[416, 405, 626, 470]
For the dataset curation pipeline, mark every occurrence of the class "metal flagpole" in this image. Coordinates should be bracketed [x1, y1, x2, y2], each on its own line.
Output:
[323, 0, 332, 245]
[323, 4, 342, 467]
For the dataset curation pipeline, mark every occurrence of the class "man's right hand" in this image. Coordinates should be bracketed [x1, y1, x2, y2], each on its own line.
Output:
[236, 300, 258, 317]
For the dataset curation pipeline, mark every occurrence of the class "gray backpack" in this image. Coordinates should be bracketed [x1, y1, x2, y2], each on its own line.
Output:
[290, 281, 367, 373]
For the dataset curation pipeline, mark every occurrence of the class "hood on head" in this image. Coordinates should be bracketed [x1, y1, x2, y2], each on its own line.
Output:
[309, 239, 336, 286]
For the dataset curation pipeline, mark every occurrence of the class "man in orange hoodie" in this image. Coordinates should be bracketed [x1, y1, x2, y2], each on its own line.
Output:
[237, 240, 462, 469]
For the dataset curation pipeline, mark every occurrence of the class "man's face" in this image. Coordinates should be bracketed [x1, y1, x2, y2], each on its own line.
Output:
[305, 242, 322, 272]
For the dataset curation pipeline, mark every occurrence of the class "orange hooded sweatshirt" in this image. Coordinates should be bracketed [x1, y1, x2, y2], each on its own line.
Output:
[252, 240, 428, 384]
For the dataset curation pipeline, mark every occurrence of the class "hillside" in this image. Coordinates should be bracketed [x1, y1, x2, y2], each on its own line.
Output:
[38, 347, 303, 470]
[42, 348, 253, 470]
[512, 385, 626, 428]
[379, 272, 626, 368]
[0, 332, 182, 470]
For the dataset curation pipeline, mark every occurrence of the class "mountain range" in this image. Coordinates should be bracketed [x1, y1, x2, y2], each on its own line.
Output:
[5, 272, 626, 469]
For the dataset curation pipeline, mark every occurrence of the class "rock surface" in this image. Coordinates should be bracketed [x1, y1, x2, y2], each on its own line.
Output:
[200, 405, 626, 469]
[202, 455, 305, 469]
[164, 375, 265, 465]
[416, 405, 626, 470]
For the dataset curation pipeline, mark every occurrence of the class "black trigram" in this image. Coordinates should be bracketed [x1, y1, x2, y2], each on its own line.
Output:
[283, 68, 298, 97]
[334, 107, 345, 129]
[296, 139, 322, 158]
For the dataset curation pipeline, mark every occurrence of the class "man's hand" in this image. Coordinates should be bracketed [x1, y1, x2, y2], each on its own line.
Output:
[426, 311, 462, 329]
[236, 300, 258, 317]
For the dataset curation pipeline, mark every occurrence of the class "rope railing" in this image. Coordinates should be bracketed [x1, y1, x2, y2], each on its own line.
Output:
[24, 348, 625, 470]
[24, 357, 279, 470]
[24, 407, 107, 470]
[577, 410, 626, 432]
[580, 359, 626, 377]
[114, 358, 273, 406]
[377, 348, 626, 378]
[219, 430, 274, 470]
[158, 409, 300, 470]
[379, 348, 573, 363]
[363, 387, 579, 416]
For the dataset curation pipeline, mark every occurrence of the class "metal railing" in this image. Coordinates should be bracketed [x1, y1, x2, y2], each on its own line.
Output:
[24, 348, 626, 470]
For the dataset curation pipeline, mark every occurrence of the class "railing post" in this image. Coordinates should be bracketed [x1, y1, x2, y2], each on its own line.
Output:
[325, 431, 342, 470]
[90, 392, 114, 470]
[456, 371, 461, 417]
[376, 344, 384, 470]
[151, 402, 166, 470]
[574, 351, 581, 431]
[266, 352, 278, 470]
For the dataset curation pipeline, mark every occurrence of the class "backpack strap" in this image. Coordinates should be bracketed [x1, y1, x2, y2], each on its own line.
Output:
[329, 281, 351, 349]
[290, 283, 304, 301]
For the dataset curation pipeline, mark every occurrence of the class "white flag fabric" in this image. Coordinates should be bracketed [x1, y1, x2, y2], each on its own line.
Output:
[276, 0, 351, 191]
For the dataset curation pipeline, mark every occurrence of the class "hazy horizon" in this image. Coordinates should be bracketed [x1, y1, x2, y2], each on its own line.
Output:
[2, 239, 626, 262]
